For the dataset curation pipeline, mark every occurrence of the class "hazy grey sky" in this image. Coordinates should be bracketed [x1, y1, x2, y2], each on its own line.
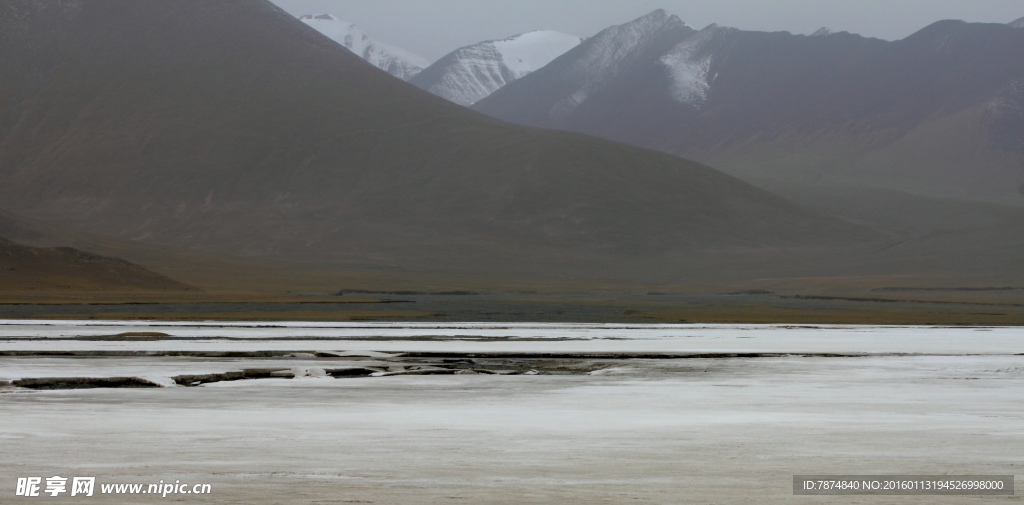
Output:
[270, 0, 1024, 62]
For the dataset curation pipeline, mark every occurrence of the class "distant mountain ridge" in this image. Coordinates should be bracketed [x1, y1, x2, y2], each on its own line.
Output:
[474, 11, 695, 121]
[410, 30, 582, 105]
[299, 13, 428, 80]
[0, 0, 876, 283]
[475, 11, 1024, 205]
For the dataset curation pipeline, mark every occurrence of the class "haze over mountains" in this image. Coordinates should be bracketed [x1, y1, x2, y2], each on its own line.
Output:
[0, 0, 879, 285]
[292, 9, 1024, 208]
[1, 0, 1022, 294]
[475, 10, 1024, 206]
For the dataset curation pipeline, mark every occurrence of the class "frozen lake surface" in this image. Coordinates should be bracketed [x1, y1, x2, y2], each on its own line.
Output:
[1, 321, 1020, 503]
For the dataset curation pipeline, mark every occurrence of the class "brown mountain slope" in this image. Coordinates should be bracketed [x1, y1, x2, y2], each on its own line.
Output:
[0, 0, 877, 283]
[0, 236, 196, 294]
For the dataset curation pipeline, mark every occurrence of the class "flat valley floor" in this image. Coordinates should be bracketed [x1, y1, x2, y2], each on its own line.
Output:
[1, 322, 1021, 504]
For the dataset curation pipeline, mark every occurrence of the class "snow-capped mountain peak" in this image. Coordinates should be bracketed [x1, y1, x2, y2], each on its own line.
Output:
[1009, 16, 1024, 29]
[298, 14, 428, 80]
[410, 30, 582, 106]
[491, 30, 584, 77]
[810, 27, 833, 36]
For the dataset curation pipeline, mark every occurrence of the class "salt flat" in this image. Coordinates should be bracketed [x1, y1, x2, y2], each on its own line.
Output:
[1, 321, 1021, 503]
[1, 320, 1021, 354]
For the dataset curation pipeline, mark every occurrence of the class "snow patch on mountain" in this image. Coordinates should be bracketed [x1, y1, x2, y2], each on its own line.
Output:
[550, 89, 591, 122]
[988, 79, 1024, 113]
[299, 14, 428, 80]
[659, 27, 717, 108]
[411, 30, 581, 106]
[1009, 17, 1024, 29]
[810, 27, 833, 36]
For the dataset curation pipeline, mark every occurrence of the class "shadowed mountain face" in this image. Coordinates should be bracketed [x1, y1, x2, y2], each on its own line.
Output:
[475, 12, 1024, 205]
[0, 0, 876, 281]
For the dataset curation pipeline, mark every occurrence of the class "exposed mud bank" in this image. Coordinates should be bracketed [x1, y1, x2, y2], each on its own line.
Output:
[13, 376, 164, 389]
[1, 353, 615, 389]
